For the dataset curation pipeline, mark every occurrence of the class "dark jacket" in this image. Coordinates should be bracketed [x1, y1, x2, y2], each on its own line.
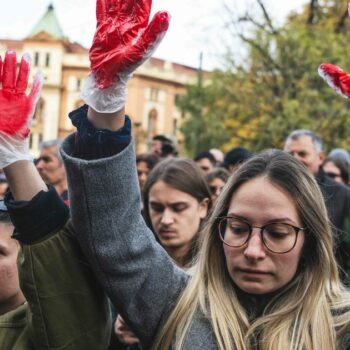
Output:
[317, 169, 350, 279]
[0, 187, 111, 350]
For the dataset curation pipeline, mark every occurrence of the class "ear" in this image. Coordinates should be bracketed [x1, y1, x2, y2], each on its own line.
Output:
[198, 197, 210, 219]
[319, 151, 325, 163]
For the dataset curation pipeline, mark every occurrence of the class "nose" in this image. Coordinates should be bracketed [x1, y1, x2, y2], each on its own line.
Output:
[36, 159, 44, 170]
[160, 208, 174, 225]
[244, 230, 266, 260]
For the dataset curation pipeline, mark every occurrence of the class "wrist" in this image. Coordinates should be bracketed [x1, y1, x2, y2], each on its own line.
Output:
[87, 107, 126, 131]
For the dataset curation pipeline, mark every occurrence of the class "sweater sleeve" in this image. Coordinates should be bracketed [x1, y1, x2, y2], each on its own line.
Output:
[61, 135, 187, 348]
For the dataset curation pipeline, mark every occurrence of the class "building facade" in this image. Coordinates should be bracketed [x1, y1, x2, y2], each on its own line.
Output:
[0, 4, 200, 155]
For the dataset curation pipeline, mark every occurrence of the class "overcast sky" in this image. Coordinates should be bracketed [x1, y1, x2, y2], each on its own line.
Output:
[0, 0, 309, 69]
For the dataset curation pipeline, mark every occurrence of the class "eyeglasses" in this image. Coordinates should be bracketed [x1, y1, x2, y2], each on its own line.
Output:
[325, 172, 341, 180]
[217, 216, 305, 254]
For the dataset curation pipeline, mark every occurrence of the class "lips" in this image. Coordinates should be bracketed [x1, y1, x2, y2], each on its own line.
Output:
[239, 268, 271, 275]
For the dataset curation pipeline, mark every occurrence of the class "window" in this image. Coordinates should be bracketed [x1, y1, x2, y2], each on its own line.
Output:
[45, 53, 50, 67]
[34, 52, 40, 67]
[150, 88, 159, 102]
[148, 108, 158, 138]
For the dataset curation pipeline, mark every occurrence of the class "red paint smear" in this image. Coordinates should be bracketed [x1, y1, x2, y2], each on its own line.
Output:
[90, 0, 170, 89]
[320, 63, 350, 98]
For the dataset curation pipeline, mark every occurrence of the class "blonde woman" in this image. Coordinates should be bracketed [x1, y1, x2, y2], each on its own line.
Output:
[57, 0, 350, 348]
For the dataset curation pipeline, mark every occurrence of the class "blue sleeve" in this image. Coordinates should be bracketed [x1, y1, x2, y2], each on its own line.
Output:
[69, 105, 132, 160]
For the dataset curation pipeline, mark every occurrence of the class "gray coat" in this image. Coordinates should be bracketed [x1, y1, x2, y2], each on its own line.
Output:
[61, 136, 216, 349]
[61, 135, 350, 350]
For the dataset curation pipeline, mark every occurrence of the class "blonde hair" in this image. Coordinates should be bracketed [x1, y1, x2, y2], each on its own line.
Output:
[152, 150, 350, 350]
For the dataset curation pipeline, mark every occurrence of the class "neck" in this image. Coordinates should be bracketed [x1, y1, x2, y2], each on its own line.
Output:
[54, 179, 68, 196]
[0, 292, 26, 316]
[165, 244, 191, 268]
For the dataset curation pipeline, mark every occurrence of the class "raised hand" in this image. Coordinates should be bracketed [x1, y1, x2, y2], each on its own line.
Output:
[318, 2, 350, 98]
[0, 50, 43, 168]
[318, 64, 350, 99]
[81, 0, 170, 113]
[0, 51, 43, 138]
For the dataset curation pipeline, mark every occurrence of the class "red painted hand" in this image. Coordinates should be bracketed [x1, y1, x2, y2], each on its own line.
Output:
[318, 63, 350, 99]
[0, 51, 43, 138]
[90, 0, 170, 89]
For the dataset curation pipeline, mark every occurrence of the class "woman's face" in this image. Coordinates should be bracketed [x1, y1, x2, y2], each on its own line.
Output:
[322, 161, 344, 185]
[209, 177, 226, 204]
[137, 161, 150, 192]
[148, 180, 208, 256]
[223, 176, 305, 295]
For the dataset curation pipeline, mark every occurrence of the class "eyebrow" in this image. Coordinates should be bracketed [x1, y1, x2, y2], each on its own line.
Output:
[226, 213, 298, 225]
[149, 201, 189, 206]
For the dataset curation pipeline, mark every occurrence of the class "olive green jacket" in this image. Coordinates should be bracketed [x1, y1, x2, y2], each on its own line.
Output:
[0, 221, 111, 350]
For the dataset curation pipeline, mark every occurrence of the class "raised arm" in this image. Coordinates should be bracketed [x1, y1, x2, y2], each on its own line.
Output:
[60, 1, 188, 347]
[0, 51, 111, 350]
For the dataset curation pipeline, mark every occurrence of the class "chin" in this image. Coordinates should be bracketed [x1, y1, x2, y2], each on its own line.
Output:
[236, 281, 278, 295]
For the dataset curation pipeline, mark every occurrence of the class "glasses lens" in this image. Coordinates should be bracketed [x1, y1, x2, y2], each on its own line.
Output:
[262, 223, 297, 253]
[325, 172, 339, 179]
[219, 217, 250, 247]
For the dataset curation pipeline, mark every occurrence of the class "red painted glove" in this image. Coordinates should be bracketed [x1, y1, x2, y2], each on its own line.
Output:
[318, 64, 350, 99]
[81, 0, 170, 113]
[0, 50, 43, 168]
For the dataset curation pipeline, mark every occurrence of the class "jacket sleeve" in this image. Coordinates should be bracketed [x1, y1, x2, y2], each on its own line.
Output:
[61, 135, 187, 348]
[6, 188, 112, 350]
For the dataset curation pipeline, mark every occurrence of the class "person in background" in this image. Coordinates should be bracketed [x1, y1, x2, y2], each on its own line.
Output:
[194, 151, 216, 175]
[323, 156, 350, 186]
[35, 139, 69, 203]
[206, 168, 230, 204]
[329, 148, 350, 167]
[284, 129, 350, 280]
[136, 153, 160, 197]
[223, 146, 253, 174]
[151, 135, 177, 158]
[209, 148, 224, 167]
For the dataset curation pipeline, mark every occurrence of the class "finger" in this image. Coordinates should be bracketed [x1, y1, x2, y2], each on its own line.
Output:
[16, 53, 31, 93]
[122, 0, 151, 27]
[96, 0, 107, 24]
[28, 71, 44, 105]
[127, 11, 170, 64]
[2, 50, 17, 90]
[318, 63, 350, 99]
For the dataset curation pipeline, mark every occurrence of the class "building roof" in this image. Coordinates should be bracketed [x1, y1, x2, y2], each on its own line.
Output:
[28, 4, 64, 39]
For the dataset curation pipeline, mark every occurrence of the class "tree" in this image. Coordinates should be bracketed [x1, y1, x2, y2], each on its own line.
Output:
[180, 0, 350, 154]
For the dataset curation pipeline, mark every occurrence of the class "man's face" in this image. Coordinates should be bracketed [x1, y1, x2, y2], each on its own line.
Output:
[36, 146, 66, 185]
[196, 158, 214, 175]
[284, 136, 324, 175]
[0, 222, 23, 315]
[151, 140, 163, 156]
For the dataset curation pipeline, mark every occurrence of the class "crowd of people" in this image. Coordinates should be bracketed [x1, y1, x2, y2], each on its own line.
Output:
[1, 0, 350, 349]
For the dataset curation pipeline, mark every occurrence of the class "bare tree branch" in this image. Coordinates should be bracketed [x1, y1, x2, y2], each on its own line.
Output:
[307, 0, 318, 24]
[256, 0, 278, 35]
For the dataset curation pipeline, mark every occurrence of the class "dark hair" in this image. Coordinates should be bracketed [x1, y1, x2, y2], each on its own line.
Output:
[206, 168, 230, 184]
[152, 134, 171, 143]
[194, 151, 216, 166]
[223, 147, 252, 169]
[323, 156, 350, 184]
[143, 158, 212, 266]
[136, 153, 160, 170]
